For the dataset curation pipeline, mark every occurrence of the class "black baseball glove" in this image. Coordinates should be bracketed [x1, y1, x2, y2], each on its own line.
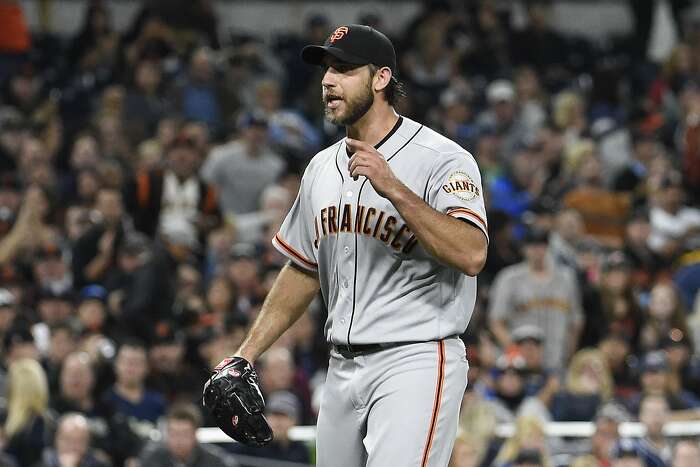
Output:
[202, 356, 273, 446]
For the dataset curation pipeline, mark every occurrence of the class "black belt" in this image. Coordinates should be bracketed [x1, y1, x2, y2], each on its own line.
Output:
[333, 335, 460, 359]
[333, 342, 409, 359]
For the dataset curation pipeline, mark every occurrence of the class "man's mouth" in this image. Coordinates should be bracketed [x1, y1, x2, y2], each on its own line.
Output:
[325, 95, 343, 109]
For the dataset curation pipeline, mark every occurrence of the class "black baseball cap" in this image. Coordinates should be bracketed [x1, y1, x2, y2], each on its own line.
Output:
[301, 24, 397, 74]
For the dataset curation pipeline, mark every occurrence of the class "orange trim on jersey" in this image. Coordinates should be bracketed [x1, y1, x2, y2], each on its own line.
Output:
[447, 208, 488, 231]
[204, 187, 218, 213]
[274, 234, 318, 270]
[421, 340, 445, 467]
[136, 172, 150, 208]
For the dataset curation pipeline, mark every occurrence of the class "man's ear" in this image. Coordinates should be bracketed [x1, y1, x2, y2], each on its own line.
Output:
[373, 66, 392, 93]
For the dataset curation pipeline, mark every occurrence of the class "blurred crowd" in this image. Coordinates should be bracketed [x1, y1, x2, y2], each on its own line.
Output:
[0, 0, 699, 466]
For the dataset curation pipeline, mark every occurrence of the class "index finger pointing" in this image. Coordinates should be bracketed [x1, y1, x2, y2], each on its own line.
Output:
[345, 138, 373, 152]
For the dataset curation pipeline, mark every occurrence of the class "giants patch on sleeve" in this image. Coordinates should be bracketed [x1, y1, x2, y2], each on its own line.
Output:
[441, 171, 480, 201]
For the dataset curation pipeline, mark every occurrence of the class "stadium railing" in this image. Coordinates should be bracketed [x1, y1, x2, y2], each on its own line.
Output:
[197, 420, 700, 444]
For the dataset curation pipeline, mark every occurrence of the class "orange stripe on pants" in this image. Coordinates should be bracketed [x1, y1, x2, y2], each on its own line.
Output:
[420, 340, 445, 467]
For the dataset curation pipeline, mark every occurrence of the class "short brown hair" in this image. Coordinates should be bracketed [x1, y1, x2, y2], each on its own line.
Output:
[167, 403, 203, 428]
[368, 64, 406, 106]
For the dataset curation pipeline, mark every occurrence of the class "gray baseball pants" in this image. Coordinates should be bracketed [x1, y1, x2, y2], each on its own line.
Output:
[316, 337, 468, 466]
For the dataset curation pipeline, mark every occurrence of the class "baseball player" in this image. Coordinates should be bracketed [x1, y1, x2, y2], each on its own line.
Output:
[203, 24, 488, 466]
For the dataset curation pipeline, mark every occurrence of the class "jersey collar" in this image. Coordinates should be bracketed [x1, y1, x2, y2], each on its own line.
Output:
[345, 116, 404, 158]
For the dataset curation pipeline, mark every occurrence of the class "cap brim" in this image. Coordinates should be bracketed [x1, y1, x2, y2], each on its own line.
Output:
[301, 45, 368, 67]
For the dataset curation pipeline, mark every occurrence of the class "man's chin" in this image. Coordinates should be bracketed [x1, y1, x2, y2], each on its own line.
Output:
[325, 110, 348, 126]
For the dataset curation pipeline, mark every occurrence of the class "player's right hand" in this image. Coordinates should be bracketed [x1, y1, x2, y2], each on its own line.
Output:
[347, 137, 402, 199]
[202, 356, 273, 446]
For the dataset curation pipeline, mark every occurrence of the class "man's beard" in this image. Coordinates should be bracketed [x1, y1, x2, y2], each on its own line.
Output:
[323, 80, 374, 126]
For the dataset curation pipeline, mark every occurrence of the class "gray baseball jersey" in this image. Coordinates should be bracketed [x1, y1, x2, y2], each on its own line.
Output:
[489, 262, 583, 369]
[272, 116, 488, 345]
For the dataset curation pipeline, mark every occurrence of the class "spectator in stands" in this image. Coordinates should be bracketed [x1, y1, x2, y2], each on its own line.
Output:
[127, 132, 220, 243]
[102, 340, 165, 427]
[647, 171, 700, 261]
[486, 351, 531, 423]
[661, 329, 700, 400]
[205, 272, 235, 312]
[71, 187, 127, 289]
[201, 111, 285, 219]
[0, 185, 53, 265]
[35, 412, 109, 467]
[66, 0, 118, 66]
[75, 285, 108, 337]
[547, 208, 585, 272]
[477, 79, 530, 159]
[225, 243, 265, 317]
[3, 359, 52, 466]
[254, 78, 321, 159]
[550, 348, 613, 422]
[562, 140, 632, 247]
[586, 252, 643, 350]
[173, 47, 231, 133]
[494, 416, 553, 467]
[671, 439, 700, 467]
[511, 325, 548, 396]
[640, 281, 690, 353]
[623, 209, 661, 289]
[627, 351, 700, 415]
[638, 395, 673, 464]
[509, 1, 567, 77]
[53, 351, 104, 418]
[125, 58, 173, 144]
[489, 228, 583, 369]
[573, 403, 630, 467]
[41, 322, 78, 392]
[139, 403, 234, 467]
[598, 331, 638, 399]
[33, 246, 73, 299]
[32, 289, 75, 353]
[52, 352, 139, 466]
[488, 147, 545, 226]
[258, 347, 312, 424]
[2, 327, 38, 377]
[146, 324, 201, 404]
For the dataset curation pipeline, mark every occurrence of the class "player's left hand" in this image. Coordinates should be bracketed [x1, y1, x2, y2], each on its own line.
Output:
[347, 138, 402, 199]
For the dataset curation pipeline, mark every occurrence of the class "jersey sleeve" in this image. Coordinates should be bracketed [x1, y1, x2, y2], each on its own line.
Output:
[426, 151, 488, 241]
[271, 167, 319, 272]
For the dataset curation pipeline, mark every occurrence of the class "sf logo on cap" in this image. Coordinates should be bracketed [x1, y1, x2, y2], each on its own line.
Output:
[329, 26, 349, 43]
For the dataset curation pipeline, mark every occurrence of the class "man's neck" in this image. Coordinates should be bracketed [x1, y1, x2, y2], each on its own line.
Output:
[346, 104, 399, 147]
[116, 382, 144, 402]
[528, 262, 549, 276]
[245, 141, 263, 158]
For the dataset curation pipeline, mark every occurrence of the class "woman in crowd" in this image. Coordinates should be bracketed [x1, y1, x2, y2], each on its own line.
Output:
[550, 348, 613, 422]
[640, 280, 690, 352]
[494, 416, 554, 467]
[3, 359, 53, 466]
